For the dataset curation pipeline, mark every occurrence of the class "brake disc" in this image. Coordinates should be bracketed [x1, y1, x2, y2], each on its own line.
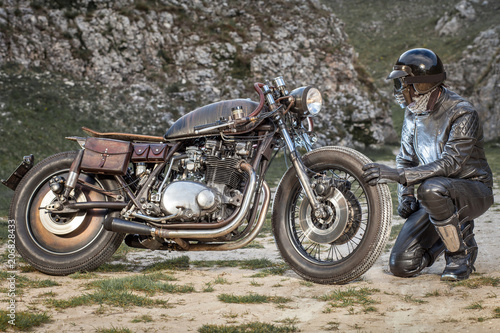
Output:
[298, 188, 349, 244]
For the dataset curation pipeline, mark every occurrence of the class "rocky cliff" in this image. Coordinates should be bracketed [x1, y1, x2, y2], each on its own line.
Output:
[447, 25, 500, 142]
[0, 0, 395, 147]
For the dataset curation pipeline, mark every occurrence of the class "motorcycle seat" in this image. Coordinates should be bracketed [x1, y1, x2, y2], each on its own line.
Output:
[81, 127, 166, 142]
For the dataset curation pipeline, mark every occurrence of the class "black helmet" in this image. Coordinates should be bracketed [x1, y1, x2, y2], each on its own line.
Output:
[388, 48, 446, 107]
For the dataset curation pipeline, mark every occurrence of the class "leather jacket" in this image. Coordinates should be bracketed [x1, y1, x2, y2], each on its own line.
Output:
[396, 87, 493, 199]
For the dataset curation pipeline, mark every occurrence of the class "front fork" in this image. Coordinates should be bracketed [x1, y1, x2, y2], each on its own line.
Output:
[277, 117, 327, 219]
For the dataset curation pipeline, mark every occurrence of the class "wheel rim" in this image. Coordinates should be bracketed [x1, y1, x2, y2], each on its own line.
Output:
[26, 170, 109, 255]
[39, 190, 87, 235]
[287, 166, 369, 266]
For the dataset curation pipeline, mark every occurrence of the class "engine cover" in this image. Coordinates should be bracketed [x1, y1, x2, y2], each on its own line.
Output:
[160, 181, 219, 219]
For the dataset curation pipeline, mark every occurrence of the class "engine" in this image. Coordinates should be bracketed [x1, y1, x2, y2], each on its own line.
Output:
[152, 139, 254, 223]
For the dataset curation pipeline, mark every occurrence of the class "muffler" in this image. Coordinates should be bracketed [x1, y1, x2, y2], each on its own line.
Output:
[103, 217, 155, 236]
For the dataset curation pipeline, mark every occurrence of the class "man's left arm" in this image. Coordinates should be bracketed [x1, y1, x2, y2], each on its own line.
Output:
[403, 108, 478, 186]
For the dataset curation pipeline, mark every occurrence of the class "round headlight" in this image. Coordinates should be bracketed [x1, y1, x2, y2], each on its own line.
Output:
[290, 86, 323, 116]
[306, 87, 322, 115]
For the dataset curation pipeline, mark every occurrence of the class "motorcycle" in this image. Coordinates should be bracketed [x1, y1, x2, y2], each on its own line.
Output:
[3, 76, 392, 284]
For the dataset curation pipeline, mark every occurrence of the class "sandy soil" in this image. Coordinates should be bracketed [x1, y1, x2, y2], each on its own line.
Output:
[2, 187, 500, 333]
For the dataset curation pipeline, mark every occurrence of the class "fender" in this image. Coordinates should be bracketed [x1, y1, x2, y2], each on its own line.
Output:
[1, 155, 34, 190]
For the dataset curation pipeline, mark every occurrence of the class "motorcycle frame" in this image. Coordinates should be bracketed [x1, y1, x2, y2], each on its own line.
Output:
[35, 84, 324, 250]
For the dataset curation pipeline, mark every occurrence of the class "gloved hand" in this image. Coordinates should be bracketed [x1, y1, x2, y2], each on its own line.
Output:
[398, 196, 419, 219]
[362, 163, 405, 186]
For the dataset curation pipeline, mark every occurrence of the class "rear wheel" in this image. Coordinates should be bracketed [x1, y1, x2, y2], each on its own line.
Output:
[272, 146, 392, 284]
[10, 151, 124, 275]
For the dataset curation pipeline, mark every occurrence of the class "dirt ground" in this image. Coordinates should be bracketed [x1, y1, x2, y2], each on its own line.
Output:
[2, 187, 500, 333]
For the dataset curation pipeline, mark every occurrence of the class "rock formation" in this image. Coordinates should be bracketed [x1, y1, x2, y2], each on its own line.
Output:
[0, 0, 394, 146]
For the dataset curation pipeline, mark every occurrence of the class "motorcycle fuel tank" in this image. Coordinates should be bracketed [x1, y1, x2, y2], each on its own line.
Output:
[164, 99, 259, 139]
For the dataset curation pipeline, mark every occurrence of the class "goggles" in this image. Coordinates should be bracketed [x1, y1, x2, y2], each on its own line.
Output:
[390, 65, 447, 94]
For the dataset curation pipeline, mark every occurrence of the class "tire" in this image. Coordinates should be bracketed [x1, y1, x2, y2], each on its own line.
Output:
[272, 146, 392, 284]
[10, 151, 125, 275]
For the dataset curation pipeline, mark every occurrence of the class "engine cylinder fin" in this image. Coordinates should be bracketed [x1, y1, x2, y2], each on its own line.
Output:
[205, 156, 247, 188]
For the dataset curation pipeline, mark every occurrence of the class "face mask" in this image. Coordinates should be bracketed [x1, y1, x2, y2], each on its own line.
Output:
[407, 86, 437, 115]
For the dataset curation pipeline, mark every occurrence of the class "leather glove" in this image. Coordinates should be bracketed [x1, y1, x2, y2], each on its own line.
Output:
[362, 163, 406, 186]
[398, 196, 419, 219]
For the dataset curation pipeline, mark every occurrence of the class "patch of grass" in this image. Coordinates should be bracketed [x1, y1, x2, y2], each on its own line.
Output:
[0, 310, 51, 331]
[493, 307, 500, 318]
[218, 293, 291, 304]
[131, 314, 153, 323]
[203, 282, 215, 293]
[37, 291, 57, 298]
[323, 321, 340, 331]
[440, 318, 459, 323]
[95, 326, 133, 333]
[69, 271, 99, 279]
[319, 287, 380, 311]
[19, 265, 37, 273]
[47, 273, 190, 309]
[47, 289, 169, 309]
[198, 321, 299, 333]
[142, 255, 191, 272]
[213, 275, 230, 285]
[424, 290, 441, 297]
[403, 294, 427, 304]
[0, 272, 59, 292]
[465, 302, 483, 310]
[363, 306, 378, 313]
[87, 274, 194, 296]
[30, 279, 60, 288]
[249, 265, 289, 278]
[453, 276, 500, 289]
[95, 263, 134, 273]
[250, 280, 263, 286]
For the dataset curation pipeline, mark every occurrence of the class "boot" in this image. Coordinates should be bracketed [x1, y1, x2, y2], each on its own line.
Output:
[431, 212, 477, 281]
[441, 221, 477, 281]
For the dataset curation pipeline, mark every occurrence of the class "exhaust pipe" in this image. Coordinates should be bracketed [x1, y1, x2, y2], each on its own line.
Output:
[103, 162, 258, 240]
[103, 217, 155, 236]
[154, 161, 257, 239]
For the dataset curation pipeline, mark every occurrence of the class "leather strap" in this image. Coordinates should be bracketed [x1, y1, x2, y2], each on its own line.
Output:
[405, 72, 446, 84]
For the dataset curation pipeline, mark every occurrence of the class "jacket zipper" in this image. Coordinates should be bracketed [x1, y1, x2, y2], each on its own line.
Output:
[413, 116, 425, 163]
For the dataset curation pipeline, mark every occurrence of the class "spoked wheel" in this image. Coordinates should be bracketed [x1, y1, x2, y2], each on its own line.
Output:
[11, 151, 124, 275]
[272, 146, 392, 284]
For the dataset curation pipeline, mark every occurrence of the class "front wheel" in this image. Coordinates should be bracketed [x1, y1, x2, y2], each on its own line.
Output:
[272, 146, 392, 284]
[10, 151, 125, 275]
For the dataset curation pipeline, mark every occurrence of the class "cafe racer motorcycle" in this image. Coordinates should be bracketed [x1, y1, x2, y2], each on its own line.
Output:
[3, 76, 392, 284]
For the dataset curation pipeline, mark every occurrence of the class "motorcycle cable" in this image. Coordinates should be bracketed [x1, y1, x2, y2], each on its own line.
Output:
[107, 174, 142, 192]
[220, 123, 278, 142]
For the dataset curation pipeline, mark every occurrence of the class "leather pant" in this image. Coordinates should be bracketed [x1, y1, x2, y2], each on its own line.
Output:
[390, 177, 493, 277]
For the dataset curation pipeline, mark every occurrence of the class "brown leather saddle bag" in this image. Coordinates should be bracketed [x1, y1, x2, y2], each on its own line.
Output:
[80, 137, 132, 175]
[131, 143, 170, 163]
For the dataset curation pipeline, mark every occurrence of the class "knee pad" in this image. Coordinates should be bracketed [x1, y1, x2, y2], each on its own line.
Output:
[417, 178, 455, 220]
[389, 248, 429, 278]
